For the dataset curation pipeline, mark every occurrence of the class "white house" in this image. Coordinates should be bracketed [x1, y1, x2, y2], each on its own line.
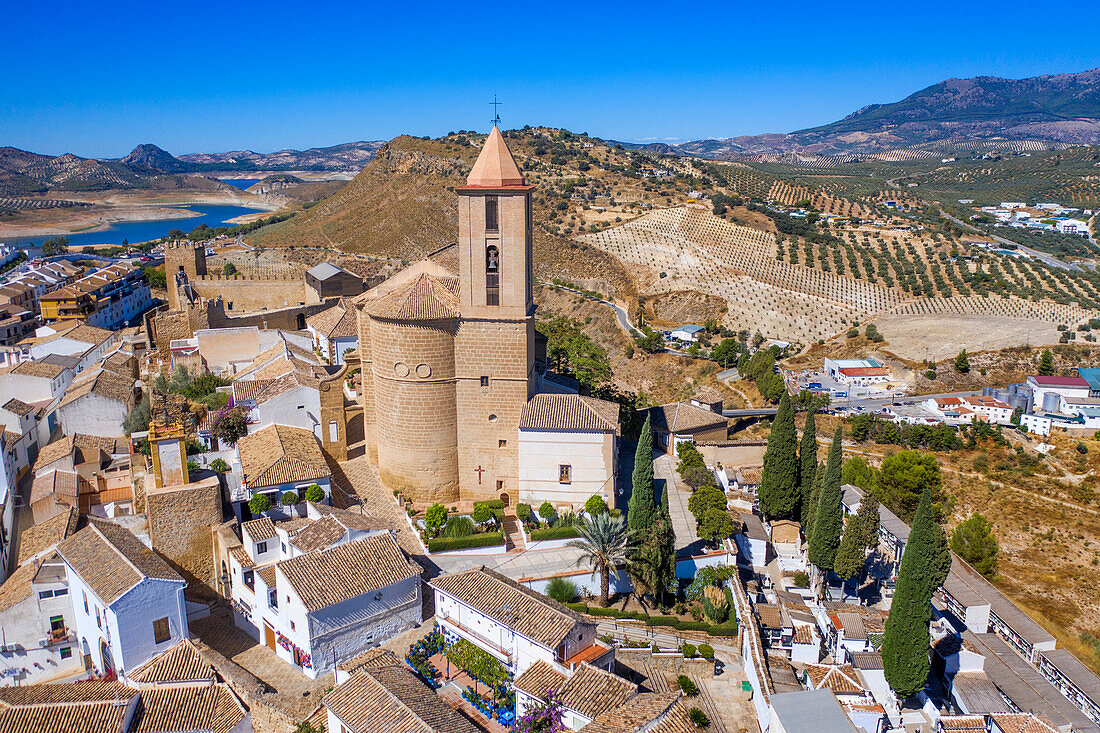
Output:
[56, 519, 188, 678]
[517, 393, 619, 510]
[0, 509, 81, 686]
[735, 512, 769, 569]
[243, 370, 324, 439]
[0, 397, 38, 484]
[55, 363, 135, 438]
[234, 423, 332, 513]
[803, 663, 887, 733]
[306, 298, 358, 365]
[670, 324, 704, 342]
[24, 322, 116, 373]
[925, 395, 1013, 425]
[514, 660, 637, 731]
[824, 357, 891, 387]
[1053, 218, 1091, 235]
[430, 567, 613, 679]
[323, 664, 481, 733]
[228, 507, 421, 679]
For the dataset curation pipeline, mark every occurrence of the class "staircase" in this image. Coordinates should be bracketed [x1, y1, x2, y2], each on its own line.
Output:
[502, 513, 526, 553]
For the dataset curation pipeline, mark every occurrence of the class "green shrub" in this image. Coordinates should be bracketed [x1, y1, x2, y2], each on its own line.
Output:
[545, 577, 577, 603]
[516, 503, 533, 522]
[584, 495, 609, 514]
[304, 484, 325, 502]
[210, 458, 229, 473]
[678, 675, 698, 696]
[538, 501, 555, 520]
[531, 525, 581, 541]
[792, 571, 810, 588]
[698, 643, 714, 659]
[645, 616, 679, 628]
[688, 707, 709, 728]
[186, 459, 200, 473]
[442, 516, 476, 538]
[681, 643, 696, 658]
[281, 491, 300, 506]
[426, 503, 448, 533]
[1077, 442, 1089, 454]
[471, 504, 493, 524]
[925, 369, 937, 380]
[248, 493, 271, 515]
[427, 532, 504, 553]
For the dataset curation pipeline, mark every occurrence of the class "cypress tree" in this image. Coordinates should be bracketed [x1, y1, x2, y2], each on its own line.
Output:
[855, 491, 880, 550]
[809, 428, 844, 571]
[629, 416, 657, 531]
[882, 485, 951, 699]
[759, 392, 798, 519]
[799, 410, 817, 524]
[804, 461, 823, 539]
[833, 516, 866, 585]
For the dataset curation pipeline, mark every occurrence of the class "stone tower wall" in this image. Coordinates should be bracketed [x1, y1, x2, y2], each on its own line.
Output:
[164, 241, 207, 311]
[370, 317, 460, 503]
[454, 317, 532, 501]
[355, 306, 378, 463]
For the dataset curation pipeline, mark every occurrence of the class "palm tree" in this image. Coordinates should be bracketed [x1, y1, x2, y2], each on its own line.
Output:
[567, 513, 635, 607]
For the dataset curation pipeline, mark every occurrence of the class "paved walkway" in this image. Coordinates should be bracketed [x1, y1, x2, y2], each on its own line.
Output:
[656, 455, 704, 556]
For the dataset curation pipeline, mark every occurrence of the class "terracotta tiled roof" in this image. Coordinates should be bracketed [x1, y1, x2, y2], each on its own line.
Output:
[231, 378, 275, 401]
[465, 126, 525, 187]
[989, 713, 1060, 733]
[581, 692, 691, 733]
[131, 683, 245, 733]
[641, 401, 726, 433]
[57, 519, 184, 605]
[310, 502, 392, 532]
[519, 393, 620, 432]
[128, 639, 215, 684]
[30, 469, 79, 505]
[58, 366, 134, 408]
[254, 369, 320, 403]
[279, 532, 418, 613]
[804, 664, 865, 694]
[307, 298, 359, 339]
[0, 561, 39, 613]
[0, 699, 132, 732]
[290, 515, 349, 553]
[61, 323, 114, 347]
[430, 566, 586, 649]
[229, 546, 254, 569]
[338, 648, 401, 675]
[256, 565, 277, 587]
[362, 273, 460, 321]
[2, 397, 34, 416]
[0, 678, 130, 706]
[243, 516, 278, 542]
[939, 717, 989, 732]
[323, 666, 480, 733]
[10, 360, 66, 379]
[33, 432, 121, 473]
[515, 661, 635, 719]
[17, 507, 79, 564]
[792, 625, 816, 645]
[238, 423, 329, 489]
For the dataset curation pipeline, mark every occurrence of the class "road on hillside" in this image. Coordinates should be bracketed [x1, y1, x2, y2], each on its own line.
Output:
[938, 211, 1082, 272]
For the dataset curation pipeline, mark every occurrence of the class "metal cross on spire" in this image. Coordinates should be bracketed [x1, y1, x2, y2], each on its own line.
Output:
[490, 94, 502, 129]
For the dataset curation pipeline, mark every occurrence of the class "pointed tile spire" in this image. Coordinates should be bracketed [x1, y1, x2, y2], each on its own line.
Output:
[466, 126, 525, 187]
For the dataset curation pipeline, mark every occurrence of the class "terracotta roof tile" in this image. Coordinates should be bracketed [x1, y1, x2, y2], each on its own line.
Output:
[58, 366, 134, 408]
[290, 515, 349, 553]
[56, 519, 184, 605]
[0, 561, 39, 613]
[362, 273, 460, 321]
[128, 639, 216, 684]
[804, 664, 865, 694]
[323, 666, 480, 733]
[238, 423, 329, 489]
[0, 700, 131, 732]
[338, 648, 401, 675]
[131, 684, 245, 733]
[279, 532, 419, 613]
[30, 469, 79, 505]
[17, 507, 79, 564]
[581, 692, 689, 733]
[519, 393, 620, 432]
[641, 401, 726, 433]
[0, 678, 130, 706]
[231, 378, 275, 401]
[10, 360, 66, 379]
[513, 660, 567, 699]
[242, 516, 278, 542]
[307, 298, 359, 339]
[515, 661, 635, 719]
[430, 566, 587, 649]
[2, 397, 34, 416]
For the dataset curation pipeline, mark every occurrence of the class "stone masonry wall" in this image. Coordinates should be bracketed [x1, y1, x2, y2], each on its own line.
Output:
[146, 479, 222, 599]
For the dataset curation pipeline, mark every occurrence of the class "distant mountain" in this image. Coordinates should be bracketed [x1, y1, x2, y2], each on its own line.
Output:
[177, 141, 384, 172]
[643, 68, 1100, 159]
[120, 143, 187, 173]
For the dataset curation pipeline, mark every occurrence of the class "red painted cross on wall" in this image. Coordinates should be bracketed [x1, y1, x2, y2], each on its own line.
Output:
[475, 465, 485, 485]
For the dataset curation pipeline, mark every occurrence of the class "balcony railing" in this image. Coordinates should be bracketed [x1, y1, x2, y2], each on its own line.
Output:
[39, 628, 76, 647]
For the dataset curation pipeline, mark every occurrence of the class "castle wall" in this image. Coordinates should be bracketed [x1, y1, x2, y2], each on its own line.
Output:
[146, 476, 223, 599]
[190, 274, 320, 313]
[370, 317, 460, 503]
[355, 308, 378, 463]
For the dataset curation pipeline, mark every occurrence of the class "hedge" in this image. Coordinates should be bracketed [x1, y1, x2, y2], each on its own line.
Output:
[427, 532, 504, 553]
[530, 525, 580, 541]
[565, 603, 739, 637]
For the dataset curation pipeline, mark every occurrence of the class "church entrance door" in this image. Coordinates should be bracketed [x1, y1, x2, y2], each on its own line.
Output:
[499, 492, 509, 507]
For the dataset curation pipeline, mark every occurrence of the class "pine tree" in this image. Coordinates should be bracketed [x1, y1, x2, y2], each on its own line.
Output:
[881, 485, 951, 699]
[809, 428, 844, 571]
[855, 491, 880, 549]
[1038, 348, 1055, 376]
[954, 349, 970, 374]
[759, 393, 798, 519]
[799, 410, 817, 525]
[833, 516, 866, 584]
[629, 416, 657, 531]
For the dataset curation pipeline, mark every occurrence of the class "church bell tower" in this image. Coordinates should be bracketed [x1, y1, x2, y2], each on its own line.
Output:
[454, 126, 536, 501]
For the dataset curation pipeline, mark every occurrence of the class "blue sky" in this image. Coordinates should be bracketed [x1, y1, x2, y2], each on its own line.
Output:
[3, 0, 1098, 157]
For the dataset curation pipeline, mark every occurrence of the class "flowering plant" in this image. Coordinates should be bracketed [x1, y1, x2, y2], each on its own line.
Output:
[513, 692, 567, 733]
